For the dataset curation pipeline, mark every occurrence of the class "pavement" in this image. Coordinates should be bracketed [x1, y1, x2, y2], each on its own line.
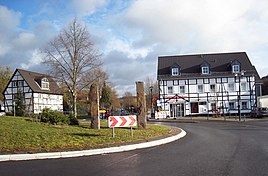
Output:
[149, 115, 268, 123]
[0, 127, 186, 162]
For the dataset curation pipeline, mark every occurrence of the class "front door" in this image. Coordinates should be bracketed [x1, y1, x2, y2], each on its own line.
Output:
[170, 103, 184, 118]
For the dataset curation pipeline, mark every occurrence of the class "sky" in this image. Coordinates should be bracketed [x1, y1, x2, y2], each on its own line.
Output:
[0, 0, 268, 96]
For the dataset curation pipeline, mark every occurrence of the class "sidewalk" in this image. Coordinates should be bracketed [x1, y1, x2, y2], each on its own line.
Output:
[0, 128, 186, 162]
[149, 116, 267, 123]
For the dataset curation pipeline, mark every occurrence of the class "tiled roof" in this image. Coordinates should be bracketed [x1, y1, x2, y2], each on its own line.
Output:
[157, 52, 261, 82]
[17, 69, 62, 95]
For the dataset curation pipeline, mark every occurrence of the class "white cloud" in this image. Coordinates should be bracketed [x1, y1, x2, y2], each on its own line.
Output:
[20, 49, 44, 70]
[118, 0, 268, 77]
[105, 37, 151, 59]
[13, 32, 37, 50]
[0, 5, 21, 33]
[1, 0, 268, 97]
[69, 0, 108, 17]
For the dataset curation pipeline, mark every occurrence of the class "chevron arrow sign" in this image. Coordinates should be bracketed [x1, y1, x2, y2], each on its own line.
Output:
[108, 115, 137, 128]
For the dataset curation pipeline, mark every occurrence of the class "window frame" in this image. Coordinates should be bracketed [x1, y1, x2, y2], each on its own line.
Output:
[171, 67, 179, 76]
[41, 78, 50, 90]
[228, 83, 235, 92]
[168, 86, 173, 94]
[179, 85, 185, 94]
[202, 66, 209, 74]
[242, 101, 248, 110]
[198, 85, 204, 93]
[210, 84, 216, 92]
[232, 65, 240, 73]
[229, 102, 235, 110]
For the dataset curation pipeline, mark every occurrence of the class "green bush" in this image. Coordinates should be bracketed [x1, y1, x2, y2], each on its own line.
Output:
[69, 114, 79, 126]
[39, 108, 70, 125]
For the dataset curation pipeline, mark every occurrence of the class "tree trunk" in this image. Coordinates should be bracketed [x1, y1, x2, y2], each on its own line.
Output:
[73, 92, 77, 118]
[89, 83, 100, 129]
[136, 81, 147, 129]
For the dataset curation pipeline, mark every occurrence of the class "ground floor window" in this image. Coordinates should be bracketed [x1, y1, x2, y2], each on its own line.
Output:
[242, 101, 248, 109]
[191, 102, 199, 113]
[229, 102, 235, 110]
[211, 103, 216, 112]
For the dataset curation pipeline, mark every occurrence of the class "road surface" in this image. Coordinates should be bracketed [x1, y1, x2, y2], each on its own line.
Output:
[1, 120, 268, 176]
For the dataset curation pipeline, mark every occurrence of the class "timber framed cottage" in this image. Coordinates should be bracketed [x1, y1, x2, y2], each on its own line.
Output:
[3, 69, 63, 114]
[157, 52, 262, 118]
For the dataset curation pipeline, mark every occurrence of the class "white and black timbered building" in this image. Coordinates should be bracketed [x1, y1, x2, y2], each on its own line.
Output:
[3, 69, 63, 114]
[157, 52, 262, 118]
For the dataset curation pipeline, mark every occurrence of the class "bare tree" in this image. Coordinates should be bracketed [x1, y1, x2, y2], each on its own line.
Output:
[42, 18, 102, 118]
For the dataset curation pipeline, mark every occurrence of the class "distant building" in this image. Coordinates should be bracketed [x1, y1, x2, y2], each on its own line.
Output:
[157, 52, 262, 117]
[2, 69, 63, 114]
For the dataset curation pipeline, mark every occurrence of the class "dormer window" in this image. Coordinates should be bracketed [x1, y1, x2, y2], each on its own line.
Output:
[201, 61, 210, 75]
[232, 65, 240, 73]
[172, 67, 179, 76]
[202, 66, 209, 74]
[171, 63, 180, 76]
[41, 78, 49, 89]
[231, 60, 241, 73]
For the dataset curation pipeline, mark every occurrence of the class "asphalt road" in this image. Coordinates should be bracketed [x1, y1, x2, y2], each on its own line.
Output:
[1, 120, 268, 176]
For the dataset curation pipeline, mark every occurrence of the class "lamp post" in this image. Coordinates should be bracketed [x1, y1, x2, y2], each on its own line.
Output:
[149, 86, 153, 117]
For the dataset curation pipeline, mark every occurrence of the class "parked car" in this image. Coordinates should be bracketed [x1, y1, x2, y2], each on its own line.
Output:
[250, 107, 268, 118]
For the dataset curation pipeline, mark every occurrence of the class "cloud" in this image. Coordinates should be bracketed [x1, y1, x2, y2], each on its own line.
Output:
[118, 0, 268, 76]
[0, 5, 58, 71]
[1, 0, 268, 97]
[20, 49, 44, 70]
[69, 0, 108, 17]
[0, 5, 21, 33]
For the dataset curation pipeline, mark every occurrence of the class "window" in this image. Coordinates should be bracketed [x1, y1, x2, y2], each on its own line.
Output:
[241, 83, 247, 91]
[210, 84, 215, 92]
[232, 65, 240, 73]
[228, 83, 235, 92]
[198, 85, 203, 93]
[229, 102, 235, 110]
[41, 78, 49, 89]
[202, 66, 209, 74]
[211, 103, 216, 111]
[18, 81, 24, 87]
[189, 79, 197, 85]
[203, 78, 209, 84]
[168, 86, 173, 94]
[242, 102, 248, 109]
[180, 86, 185, 94]
[199, 102, 207, 105]
[12, 81, 17, 87]
[172, 68, 179, 76]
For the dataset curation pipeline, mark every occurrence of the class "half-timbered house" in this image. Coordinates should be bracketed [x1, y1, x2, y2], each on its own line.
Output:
[3, 69, 63, 114]
[157, 52, 262, 118]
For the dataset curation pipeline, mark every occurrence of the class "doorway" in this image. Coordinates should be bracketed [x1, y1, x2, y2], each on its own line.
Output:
[170, 103, 184, 118]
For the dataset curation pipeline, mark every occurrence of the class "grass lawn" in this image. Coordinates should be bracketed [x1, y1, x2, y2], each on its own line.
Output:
[0, 116, 173, 154]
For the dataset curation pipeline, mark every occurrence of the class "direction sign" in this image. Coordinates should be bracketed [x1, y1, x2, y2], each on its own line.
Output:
[108, 115, 137, 128]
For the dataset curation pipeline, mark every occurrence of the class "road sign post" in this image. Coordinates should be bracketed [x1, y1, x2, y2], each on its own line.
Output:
[108, 115, 137, 138]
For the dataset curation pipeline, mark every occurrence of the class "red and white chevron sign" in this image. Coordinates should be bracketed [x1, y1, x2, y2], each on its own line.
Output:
[108, 115, 137, 128]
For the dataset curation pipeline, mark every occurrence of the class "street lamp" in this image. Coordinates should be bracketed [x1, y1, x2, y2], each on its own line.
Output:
[235, 71, 244, 122]
[149, 86, 153, 117]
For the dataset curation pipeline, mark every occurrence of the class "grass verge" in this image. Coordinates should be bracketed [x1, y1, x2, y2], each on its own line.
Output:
[0, 116, 174, 154]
